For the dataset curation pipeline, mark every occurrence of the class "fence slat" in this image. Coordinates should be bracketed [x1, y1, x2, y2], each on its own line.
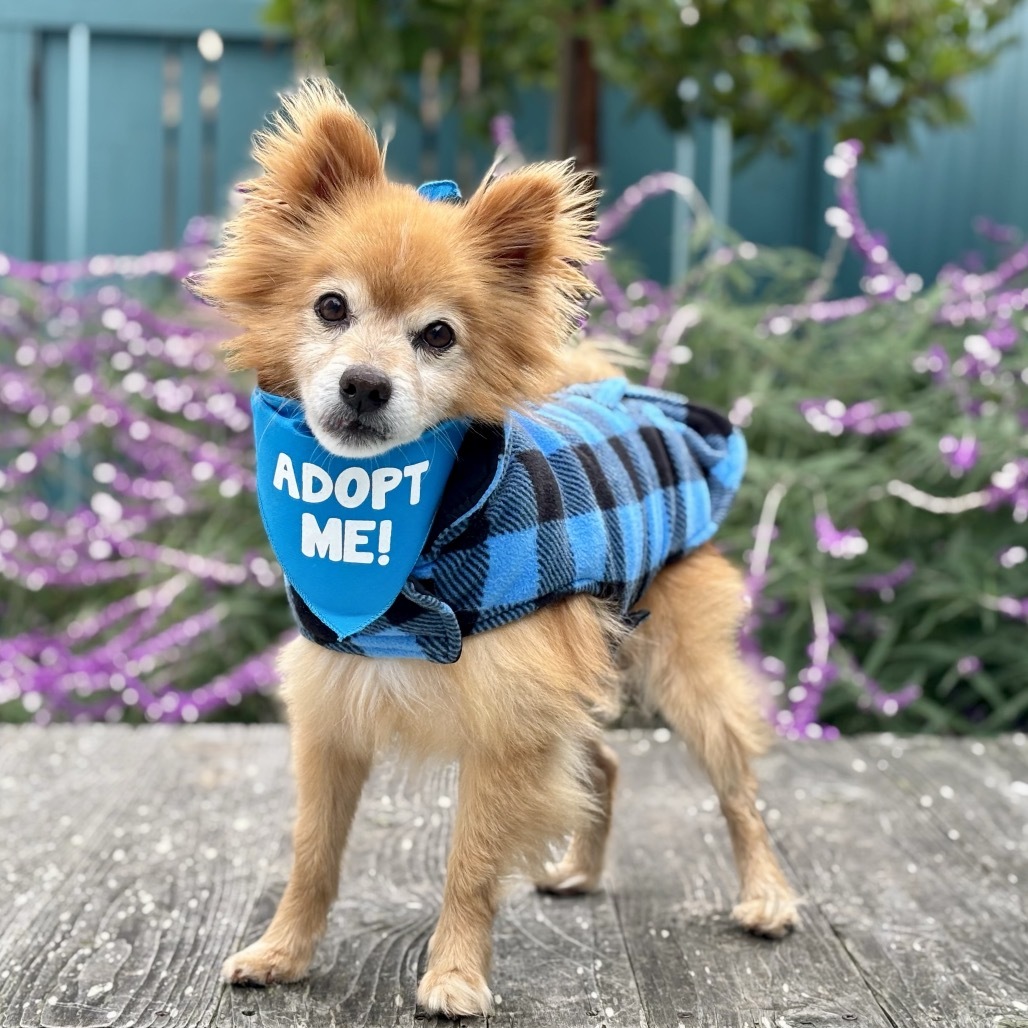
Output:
[0, 29, 36, 258]
[40, 31, 69, 262]
[83, 35, 166, 257]
[176, 40, 205, 238]
[729, 126, 816, 254]
[66, 23, 89, 259]
[600, 85, 675, 282]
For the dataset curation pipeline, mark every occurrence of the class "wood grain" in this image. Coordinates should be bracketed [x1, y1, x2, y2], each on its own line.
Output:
[607, 731, 899, 1028]
[0, 726, 1025, 1028]
[757, 736, 1028, 1028]
[0, 726, 294, 1028]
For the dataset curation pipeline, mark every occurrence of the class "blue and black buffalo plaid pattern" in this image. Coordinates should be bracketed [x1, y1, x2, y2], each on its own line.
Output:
[286, 377, 746, 663]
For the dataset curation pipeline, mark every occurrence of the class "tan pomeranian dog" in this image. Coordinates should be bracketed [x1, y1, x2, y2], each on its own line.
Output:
[195, 79, 798, 1018]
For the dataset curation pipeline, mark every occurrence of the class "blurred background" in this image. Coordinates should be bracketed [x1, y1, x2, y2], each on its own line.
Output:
[0, 0, 1025, 736]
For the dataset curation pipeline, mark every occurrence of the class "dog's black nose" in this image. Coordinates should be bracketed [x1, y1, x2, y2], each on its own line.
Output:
[338, 366, 392, 414]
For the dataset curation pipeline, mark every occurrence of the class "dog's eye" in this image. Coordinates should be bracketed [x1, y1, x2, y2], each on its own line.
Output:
[417, 321, 455, 351]
[314, 292, 349, 324]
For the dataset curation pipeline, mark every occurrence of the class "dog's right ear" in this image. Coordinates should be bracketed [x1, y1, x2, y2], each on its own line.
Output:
[249, 78, 383, 220]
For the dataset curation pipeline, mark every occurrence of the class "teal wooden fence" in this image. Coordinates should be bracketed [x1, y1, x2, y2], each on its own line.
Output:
[1, 0, 1026, 281]
[0, 0, 291, 261]
[857, 3, 1028, 276]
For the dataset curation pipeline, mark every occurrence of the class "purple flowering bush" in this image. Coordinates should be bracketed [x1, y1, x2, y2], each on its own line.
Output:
[1, 143, 1025, 733]
[0, 224, 289, 724]
[590, 142, 1027, 736]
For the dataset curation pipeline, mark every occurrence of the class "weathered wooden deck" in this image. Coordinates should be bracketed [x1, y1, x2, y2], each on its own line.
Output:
[0, 727, 1025, 1028]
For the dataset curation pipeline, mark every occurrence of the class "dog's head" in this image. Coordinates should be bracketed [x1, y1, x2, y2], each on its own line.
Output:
[195, 80, 601, 457]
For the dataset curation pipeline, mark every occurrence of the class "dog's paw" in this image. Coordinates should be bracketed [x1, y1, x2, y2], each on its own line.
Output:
[732, 884, 800, 939]
[417, 967, 493, 1018]
[221, 941, 310, 987]
[534, 858, 602, 896]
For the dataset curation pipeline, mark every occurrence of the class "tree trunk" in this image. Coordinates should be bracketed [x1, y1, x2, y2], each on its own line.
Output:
[552, 17, 600, 169]
[418, 49, 442, 182]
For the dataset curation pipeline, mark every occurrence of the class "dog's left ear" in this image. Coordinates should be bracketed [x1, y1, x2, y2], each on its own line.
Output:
[464, 161, 602, 291]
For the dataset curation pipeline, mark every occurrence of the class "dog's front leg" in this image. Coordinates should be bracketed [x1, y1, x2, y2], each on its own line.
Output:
[417, 746, 557, 1018]
[223, 715, 371, 986]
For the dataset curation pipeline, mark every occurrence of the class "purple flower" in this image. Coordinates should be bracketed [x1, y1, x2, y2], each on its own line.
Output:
[993, 596, 1028, 622]
[939, 434, 980, 474]
[999, 546, 1027, 569]
[814, 514, 869, 559]
[985, 321, 1018, 351]
[800, 397, 911, 436]
[913, 343, 951, 381]
[490, 113, 517, 151]
[4, 126, 1023, 737]
[856, 560, 916, 598]
[973, 217, 1017, 244]
[956, 655, 982, 676]
[986, 459, 1028, 515]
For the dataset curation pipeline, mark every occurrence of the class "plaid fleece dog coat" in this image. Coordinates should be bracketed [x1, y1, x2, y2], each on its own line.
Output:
[283, 377, 746, 663]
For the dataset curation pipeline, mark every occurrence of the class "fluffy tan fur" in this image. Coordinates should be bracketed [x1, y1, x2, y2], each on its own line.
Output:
[195, 80, 600, 418]
[207, 80, 798, 1018]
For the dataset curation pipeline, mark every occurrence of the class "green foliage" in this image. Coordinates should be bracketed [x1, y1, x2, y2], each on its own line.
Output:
[591, 0, 1019, 158]
[265, 0, 560, 137]
[639, 238, 1027, 734]
[0, 273, 290, 725]
[267, 0, 1022, 156]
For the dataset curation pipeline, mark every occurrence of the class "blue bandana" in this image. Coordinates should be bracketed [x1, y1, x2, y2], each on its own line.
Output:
[251, 389, 468, 643]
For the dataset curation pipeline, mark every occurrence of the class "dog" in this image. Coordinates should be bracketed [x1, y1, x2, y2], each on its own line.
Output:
[194, 79, 799, 1018]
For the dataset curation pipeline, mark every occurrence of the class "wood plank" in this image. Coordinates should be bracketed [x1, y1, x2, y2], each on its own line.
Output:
[606, 730, 895, 1028]
[758, 736, 1028, 1028]
[849, 734, 1027, 883]
[988, 733, 1028, 787]
[0, 726, 293, 1028]
[0, 726, 165, 996]
[213, 759, 442, 1028]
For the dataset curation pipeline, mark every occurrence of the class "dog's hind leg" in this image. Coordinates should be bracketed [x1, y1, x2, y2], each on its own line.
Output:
[534, 736, 618, 894]
[623, 544, 800, 938]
